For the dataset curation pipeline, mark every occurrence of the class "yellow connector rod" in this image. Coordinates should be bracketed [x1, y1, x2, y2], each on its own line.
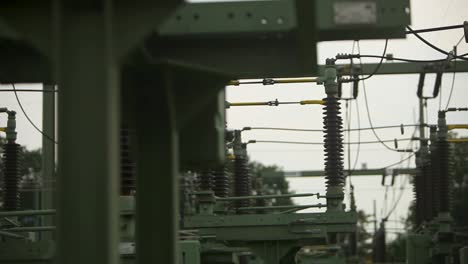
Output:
[0, 127, 5, 132]
[447, 124, 468, 130]
[228, 80, 241, 86]
[448, 138, 468, 143]
[300, 100, 325, 105]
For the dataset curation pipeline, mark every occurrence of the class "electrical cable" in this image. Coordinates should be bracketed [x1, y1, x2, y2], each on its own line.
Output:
[382, 123, 418, 221]
[355, 39, 388, 81]
[406, 26, 468, 61]
[383, 159, 411, 220]
[250, 138, 412, 145]
[356, 41, 398, 152]
[349, 100, 361, 178]
[0, 89, 58, 93]
[444, 34, 465, 110]
[445, 58, 457, 110]
[348, 40, 362, 179]
[11, 84, 57, 144]
[405, 23, 465, 34]
[346, 99, 352, 186]
[381, 153, 416, 170]
[340, 54, 450, 64]
[243, 124, 421, 133]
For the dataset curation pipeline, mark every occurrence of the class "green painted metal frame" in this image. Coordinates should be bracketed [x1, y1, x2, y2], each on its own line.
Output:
[0, 1, 413, 264]
[184, 211, 356, 263]
[0, 240, 54, 263]
[1, 1, 185, 264]
[327, 60, 468, 76]
[185, 211, 357, 241]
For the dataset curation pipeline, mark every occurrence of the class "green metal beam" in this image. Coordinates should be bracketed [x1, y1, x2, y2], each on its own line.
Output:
[322, 60, 468, 76]
[185, 211, 357, 242]
[159, 0, 297, 35]
[160, 0, 409, 40]
[0, 209, 55, 217]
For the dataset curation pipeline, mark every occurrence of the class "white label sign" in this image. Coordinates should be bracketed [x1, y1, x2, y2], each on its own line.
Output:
[334, 2, 377, 25]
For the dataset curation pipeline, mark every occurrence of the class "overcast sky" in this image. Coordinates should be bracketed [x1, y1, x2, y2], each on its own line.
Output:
[0, 0, 467, 237]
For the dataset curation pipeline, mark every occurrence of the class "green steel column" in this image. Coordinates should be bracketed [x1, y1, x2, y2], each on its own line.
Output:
[41, 84, 55, 241]
[55, 2, 119, 264]
[460, 247, 468, 264]
[135, 66, 179, 264]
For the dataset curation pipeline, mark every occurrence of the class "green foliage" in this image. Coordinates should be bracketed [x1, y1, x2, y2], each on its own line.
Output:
[450, 137, 468, 227]
[386, 234, 406, 262]
[248, 160, 294, 206]
[355, 210, 373, 257]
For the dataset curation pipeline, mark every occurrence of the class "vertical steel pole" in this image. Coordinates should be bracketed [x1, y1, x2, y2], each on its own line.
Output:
[55, 1, 119, 264]
[41, 84, 55, 241]
[135, 66, 179, 264]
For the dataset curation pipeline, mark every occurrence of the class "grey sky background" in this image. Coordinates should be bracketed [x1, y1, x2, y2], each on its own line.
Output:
[0, 0, 467, 237]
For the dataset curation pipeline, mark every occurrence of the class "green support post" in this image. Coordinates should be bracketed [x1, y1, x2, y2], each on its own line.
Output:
[41, 84, 55, 241]
[460, 247, 468, 264]
[134, 66, 179, 264]
[406, 234, 431, 264]
[55, 2, 120, 264]
[179, 240, 201, 264]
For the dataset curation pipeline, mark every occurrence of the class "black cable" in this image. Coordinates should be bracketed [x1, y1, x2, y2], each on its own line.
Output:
[0, 89, 58, 93]
[349, 87, 362, 178]
[445, 58, 457, 110]
[347, 41, 362, 180]
[406, 26, 468, 61]
[356, 39, 388, 81]
[345, 99, 352, 185]
[243, 124, 421, 133]
[357, 55, 448, 63]
[444, 34, 465, 110]
[405, 23, 465, 34]
[382, 125, 418, 220]
[11, 84, 57, 144]
[382, 153, 416, 170]
[357, 42, 399, 152]
[251, 138, 412, 145]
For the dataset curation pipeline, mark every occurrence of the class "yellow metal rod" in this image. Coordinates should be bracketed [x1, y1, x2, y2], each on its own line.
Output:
[447, 124, 468, 130]
[0, 127, 5, 132]
[300, 100, 325, 105]
[448, 138, 468, 143]
[228, 80, 240, 86]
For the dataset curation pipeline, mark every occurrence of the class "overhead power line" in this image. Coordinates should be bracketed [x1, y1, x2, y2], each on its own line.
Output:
[11, 84, 57, 144]
[406, 26, 468, 61]
[248, 138, 413, 146]
[404, 23, 466, 35]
